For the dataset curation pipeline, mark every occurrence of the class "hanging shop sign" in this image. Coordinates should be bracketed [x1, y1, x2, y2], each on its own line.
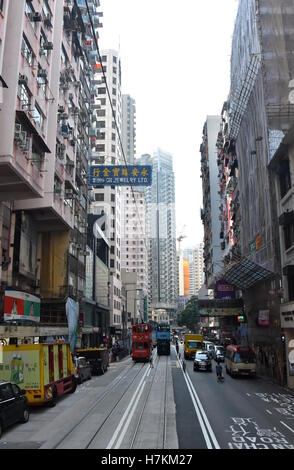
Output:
[258, 310, 270, 326]
[199, 307, 241, 317]
[89, 165, 152, 187]
[280, 305, 294, 328]
[4, 290, 40, 323]
[215, 280, 236, 300]
[250, 233, 262, 253]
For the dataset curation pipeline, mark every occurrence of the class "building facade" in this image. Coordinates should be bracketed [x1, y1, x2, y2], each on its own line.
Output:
[89, 48, 123, 336]
[200, 116, 223, 288]
[138, 149, 178, 319]
[0, 0, 104, 345]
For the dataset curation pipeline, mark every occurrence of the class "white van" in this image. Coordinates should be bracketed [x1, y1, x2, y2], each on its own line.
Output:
[203, 341, 215, 359]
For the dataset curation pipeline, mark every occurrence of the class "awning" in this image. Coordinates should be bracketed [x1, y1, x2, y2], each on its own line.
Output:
[0, 75, 8, 88]
[16, 110, 51, 153]
[279, 211, 294, 226]
[222, 258, 275, 290]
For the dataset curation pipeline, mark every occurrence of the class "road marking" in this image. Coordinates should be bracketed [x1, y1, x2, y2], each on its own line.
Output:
[178, 357, 220, 449]
[266, 410, 272, 415]
[106, 365, 150, 449]
[246, 393, 251, 397]
[114, 381, 147, 449]
[280, 421, 294, 433]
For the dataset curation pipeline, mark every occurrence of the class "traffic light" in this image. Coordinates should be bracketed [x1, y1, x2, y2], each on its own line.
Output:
[237, 314, 244, 322]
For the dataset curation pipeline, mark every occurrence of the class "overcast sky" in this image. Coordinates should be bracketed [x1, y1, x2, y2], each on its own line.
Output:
[100, 0, 239, 249]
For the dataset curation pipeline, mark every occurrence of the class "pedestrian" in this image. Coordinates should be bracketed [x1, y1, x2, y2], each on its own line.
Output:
[149, 354, 154, 368]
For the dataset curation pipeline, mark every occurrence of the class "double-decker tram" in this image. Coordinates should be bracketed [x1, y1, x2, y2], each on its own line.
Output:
[156, 322, 170, 355]
[132, 323, 153, 362]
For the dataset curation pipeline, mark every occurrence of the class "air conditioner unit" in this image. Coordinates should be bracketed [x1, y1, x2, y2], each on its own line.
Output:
[29, 12, 42, 22]
[44, 14, 53, 27]
[38, 68, 47, 78]
[42, 42, 53, 51]
[58, 105, 65, 113]
[19, 131, 27, 148]
[19, 75, 28, 85]
[14, 124, 22, 141]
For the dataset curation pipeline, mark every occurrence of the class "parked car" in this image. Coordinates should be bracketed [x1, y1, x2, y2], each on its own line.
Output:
[0, 381, 29, 438]
[74, 357, 92, 384]
[203, 341, 215, 359]
[214, 346, 225, 362]
[193, 351, 212, 372]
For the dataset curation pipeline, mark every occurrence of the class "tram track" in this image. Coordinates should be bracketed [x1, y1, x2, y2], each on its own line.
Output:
[128, 354, 169, 450]
[50, 361, 146, 449]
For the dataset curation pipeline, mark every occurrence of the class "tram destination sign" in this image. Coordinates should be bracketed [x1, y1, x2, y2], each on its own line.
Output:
[89, 165, 152, 187]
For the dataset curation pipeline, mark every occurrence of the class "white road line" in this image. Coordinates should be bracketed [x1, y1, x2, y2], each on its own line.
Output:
[114, 381, 147, 449]
[280, 421, 294, 433]
[106, 365, 150, 449]
[246, 393, 251, 397]
[178, 357, 220, 449]
[266, 410, 272, 415]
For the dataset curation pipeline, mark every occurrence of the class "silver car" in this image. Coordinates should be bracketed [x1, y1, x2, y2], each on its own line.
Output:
[74, 357, 92, 384]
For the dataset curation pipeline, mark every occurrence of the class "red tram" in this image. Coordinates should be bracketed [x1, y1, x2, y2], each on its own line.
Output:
[132, 323, 153, 362]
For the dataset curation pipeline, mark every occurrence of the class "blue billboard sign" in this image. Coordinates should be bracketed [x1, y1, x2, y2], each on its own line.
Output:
[89, 165, 152, 187]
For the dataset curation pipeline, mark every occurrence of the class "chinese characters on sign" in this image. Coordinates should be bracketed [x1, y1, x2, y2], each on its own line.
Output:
[89, 165, 152, 187]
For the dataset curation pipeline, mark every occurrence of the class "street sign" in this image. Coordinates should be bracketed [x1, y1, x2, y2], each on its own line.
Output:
[89, 165, 152, 187]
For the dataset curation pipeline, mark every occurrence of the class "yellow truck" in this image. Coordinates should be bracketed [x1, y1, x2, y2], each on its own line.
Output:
[184, 334, 204, 360]
[0, 342, 76, 406]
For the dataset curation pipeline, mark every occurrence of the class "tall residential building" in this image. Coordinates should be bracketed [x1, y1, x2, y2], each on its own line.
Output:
[89, 49, 123, 333]
[0, 0, 103, 344]
[121, 187, 148, 324]
[200, 116, 223, 288]
[183, 245, 204, 297]
[138, 149, 178, 319]
[122, 94, 136, 164]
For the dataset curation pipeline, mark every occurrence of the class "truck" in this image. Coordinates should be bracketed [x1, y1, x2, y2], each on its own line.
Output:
[184, 334, 204, 360]
[0, 342, 76, 406]
[156, 322, 170, 355]
[75, 347, 109, 375]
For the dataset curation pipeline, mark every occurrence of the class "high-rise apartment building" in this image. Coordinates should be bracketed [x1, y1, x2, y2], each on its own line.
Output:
[200, 116, 223, 288]
[138, 149, 178, 319]
[122, 94, 136, 164]
[0, 0, 103, 344]
[89, 49, 123, 332]
[183, 245, 204, 297]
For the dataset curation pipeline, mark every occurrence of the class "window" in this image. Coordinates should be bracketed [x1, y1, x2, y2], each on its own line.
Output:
[97, 109, 106, 117]
[98, 87, 106, 95]
[284, 222, 294, 250]
[279, 159, 291, 199]
[102, 55, 107, 62]
[0, 0, 3, 12]
[113, 56, 117, 64]
[97, 121, 105, 129]
[112, 145, 115, 153]
[112, 88, 116, 96]
[112, 133, 116, 142]
[0, 383, 13, 400]
[22, 35, 34, 66]
[96, 144, 105, 152]
[95, 193, 104, 201]
[40, 29, 49, 57]
[32, 103, 44, 131]
[111, 194, 115, 202]
[18, 83, 31, 108]
[110, 259, 115, 268]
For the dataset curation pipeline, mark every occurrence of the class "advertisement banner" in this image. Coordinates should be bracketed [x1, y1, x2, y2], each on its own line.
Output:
[215, 281, 236, 300]
[66, 297, 79, 353]
[89, 165, 152, 187]
[258, 310, 270, 326]
[4, 290, 40, 323]
[0, 349, 40, 390]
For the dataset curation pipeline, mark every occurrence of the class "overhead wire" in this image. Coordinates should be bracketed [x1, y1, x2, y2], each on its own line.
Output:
[85, 0, 148, 252]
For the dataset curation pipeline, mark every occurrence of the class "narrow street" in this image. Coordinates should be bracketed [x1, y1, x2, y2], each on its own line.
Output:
[1, 344, 294, 450]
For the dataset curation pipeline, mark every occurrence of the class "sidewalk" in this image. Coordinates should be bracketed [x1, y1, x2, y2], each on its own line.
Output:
[257, 372, 294, 396]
